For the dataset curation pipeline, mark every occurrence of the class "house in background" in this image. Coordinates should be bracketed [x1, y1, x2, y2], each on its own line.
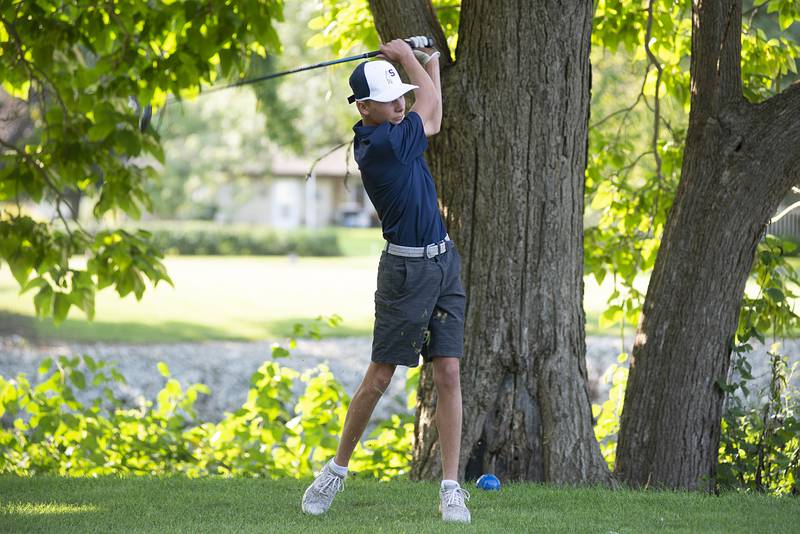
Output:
[215, 144, 377, 229]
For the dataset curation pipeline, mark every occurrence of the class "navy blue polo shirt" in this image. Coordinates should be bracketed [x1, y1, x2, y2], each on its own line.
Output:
[353, 111, 447, 247]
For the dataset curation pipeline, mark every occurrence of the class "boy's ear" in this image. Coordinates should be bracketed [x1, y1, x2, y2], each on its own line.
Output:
[357, 100, 369, 117]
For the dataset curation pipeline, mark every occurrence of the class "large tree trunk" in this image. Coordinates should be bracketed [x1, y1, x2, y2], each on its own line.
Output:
[616, 0, 800, 490]
[369, 0, 611, 484]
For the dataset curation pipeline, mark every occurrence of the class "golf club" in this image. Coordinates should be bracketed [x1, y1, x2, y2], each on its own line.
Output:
[133, 36, 435, 132]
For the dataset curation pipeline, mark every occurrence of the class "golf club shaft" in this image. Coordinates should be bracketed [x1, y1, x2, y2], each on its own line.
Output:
[201, 50, 381, 95]
[176, 36, 434, 99]
[139, 36, 435, 130]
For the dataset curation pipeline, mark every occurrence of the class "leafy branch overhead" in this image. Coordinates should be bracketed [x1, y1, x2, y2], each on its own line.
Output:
[0, 0, 283, 323]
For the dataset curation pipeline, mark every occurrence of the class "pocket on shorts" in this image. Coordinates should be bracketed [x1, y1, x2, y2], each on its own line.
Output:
[377, 253, 409, 301]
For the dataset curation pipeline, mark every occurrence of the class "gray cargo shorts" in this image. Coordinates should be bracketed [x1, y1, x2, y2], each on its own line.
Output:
[372, 240, 466, 367]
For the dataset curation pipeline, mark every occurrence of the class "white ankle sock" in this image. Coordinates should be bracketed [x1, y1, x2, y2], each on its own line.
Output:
[329, 459, 348, 476]
[441, 479, 459, 490]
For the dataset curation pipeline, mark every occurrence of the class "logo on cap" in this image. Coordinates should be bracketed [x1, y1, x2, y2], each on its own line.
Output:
[347, 60, 418, 104]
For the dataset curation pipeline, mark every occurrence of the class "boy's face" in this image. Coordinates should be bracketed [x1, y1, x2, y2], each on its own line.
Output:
[357, 97, 406, 126]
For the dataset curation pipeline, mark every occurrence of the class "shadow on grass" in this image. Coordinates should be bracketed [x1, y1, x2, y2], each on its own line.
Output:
[0, 310, 246, 344]
[0, 311, 373, 344]
[0, 310, 38, 340]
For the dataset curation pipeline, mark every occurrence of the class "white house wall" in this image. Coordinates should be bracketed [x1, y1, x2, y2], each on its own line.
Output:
[270, 178, 303, 228]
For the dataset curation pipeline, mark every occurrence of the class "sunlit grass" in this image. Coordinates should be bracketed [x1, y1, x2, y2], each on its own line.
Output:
[0, 256, 377, 343]
[1, 252, 796, 344]
[1, 502, 100, 516]
[0, 475, 797, 533]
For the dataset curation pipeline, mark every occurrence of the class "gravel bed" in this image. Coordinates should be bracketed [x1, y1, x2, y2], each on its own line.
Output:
[1, 335, 797, 424]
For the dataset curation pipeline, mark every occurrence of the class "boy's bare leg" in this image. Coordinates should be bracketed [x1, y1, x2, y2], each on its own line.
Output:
[432, 357, 462, 481]
[334, 361, 397, 466]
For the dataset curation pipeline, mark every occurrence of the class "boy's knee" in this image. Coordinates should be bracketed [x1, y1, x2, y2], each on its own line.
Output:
[366, 365, 395, 395]
[372, 379, 391, 395]
[433, 359, 461, 390]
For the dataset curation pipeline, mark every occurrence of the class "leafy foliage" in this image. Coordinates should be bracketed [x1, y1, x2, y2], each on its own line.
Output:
[586, 0, 800, 338]
[590, 236, 800, 494]
[307, 0, 460, 56]
[717, 347, 800, 495]
[592, 352, 629, 468]
[0, 351, 413, 480]
[714, 236, 800, 495]
[0, 0, 284, 323]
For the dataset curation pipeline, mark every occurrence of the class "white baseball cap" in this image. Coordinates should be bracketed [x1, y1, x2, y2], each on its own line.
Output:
[347, 60, 418, 104]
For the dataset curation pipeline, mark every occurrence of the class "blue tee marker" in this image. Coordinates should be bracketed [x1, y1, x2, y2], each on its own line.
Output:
[476, 474, 501, 491]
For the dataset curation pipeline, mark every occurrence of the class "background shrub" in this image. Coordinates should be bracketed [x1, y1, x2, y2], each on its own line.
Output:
[108, 221, 342, 257]
[0, 354, 411, 480]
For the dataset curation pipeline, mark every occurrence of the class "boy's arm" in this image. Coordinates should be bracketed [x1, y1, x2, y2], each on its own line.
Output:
[379, 39, 442, 136]
[420, 50, 442, 134]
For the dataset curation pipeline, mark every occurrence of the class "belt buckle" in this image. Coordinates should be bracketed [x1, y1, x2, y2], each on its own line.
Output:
[439, 241, 446, 254]
[426, 244, 437, 258]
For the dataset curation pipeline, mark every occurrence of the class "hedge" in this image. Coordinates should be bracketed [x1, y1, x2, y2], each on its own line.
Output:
[111, 221, 342, 256]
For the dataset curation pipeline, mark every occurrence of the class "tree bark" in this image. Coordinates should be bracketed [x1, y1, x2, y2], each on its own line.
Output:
[369, 0, 611, 484]
[616, 0, 800, 490]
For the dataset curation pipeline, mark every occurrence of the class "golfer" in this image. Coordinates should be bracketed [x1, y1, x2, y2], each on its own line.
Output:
[301, 37, 470, 523]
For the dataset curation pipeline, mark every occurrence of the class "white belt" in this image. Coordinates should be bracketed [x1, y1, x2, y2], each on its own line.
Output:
[384, 235, 451, 259]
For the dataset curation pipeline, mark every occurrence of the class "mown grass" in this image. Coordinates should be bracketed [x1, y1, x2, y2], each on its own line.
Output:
[0, 256, 378, 343]
[0, 475, 797, 533]
[0, 254, 627, 344]
[1, 242, 795, 344]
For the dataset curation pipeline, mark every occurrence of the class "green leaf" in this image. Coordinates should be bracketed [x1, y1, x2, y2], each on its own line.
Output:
[38, 357, 53, 375]
[778, 8, 796, 30]
[765, 287, 785, 302]
[33, 285, 54, 318]
[83, 354, 97, 372]
[110, 368, 127, 384]
[87, 122, 115, 142]
[70, 370, 86, 390]
[599, 305, 624, 328]
[157, 361, 171, 377]
[271, 345, 290, 359]
[20, 277, 49, 295]
[53, 292, 71, 324]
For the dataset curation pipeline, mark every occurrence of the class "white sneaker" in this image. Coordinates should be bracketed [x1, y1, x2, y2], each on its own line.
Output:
[439, 485, 471, 523]
[301, 462, 345, 515]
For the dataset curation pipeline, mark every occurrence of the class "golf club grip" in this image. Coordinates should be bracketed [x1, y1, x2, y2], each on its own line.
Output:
[403, 36, 434, 49]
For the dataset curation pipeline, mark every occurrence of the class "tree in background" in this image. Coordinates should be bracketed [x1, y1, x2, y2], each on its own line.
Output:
[0, 0, 283, 323]
[613, 0, 800, 490]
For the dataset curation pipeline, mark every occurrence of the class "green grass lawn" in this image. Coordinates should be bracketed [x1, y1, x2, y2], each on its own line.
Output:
[1, 244, 795, 344]
[0, 256, 379, 343]
[1, 475, 797, 533]
[331, 227, 386, 257]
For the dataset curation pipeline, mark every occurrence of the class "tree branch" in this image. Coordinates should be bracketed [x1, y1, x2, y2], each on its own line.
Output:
[751, 81, 800, 189]
[0, 137, 80, 236]
[689, 0, 743, 117]
[589, 75, 646, 131]
[645, 0, 664, 183]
